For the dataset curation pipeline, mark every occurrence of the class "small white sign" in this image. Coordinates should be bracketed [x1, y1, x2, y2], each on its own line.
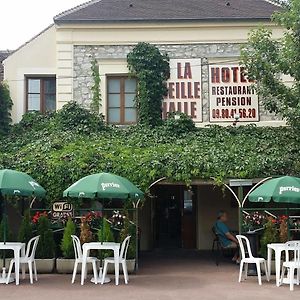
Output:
[51, 202, 74, 219]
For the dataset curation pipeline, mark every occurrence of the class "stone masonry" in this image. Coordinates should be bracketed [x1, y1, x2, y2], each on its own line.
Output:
[73, 44, 278, 123]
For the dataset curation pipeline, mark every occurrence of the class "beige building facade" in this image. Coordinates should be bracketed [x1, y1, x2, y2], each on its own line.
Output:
[3, 0, 289, 250]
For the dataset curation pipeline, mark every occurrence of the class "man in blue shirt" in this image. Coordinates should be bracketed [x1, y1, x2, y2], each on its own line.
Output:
[215, 210, 239, 262]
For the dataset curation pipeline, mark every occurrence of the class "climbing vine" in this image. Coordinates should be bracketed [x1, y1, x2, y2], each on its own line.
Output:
[0, 82, 13, 135]
[90, 59, 102, 115]
[127, 42, 170, 127]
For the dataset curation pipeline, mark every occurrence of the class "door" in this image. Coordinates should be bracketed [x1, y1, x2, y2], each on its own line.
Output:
[181, 188, 196, 249]
[154, 186, 181, 248]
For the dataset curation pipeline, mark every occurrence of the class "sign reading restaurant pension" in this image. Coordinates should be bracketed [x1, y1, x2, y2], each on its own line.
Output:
[163, 59, 202, 122]
[209, 65, 259, 122]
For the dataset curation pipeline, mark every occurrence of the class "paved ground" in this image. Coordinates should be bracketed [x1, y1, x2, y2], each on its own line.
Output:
[1, 251, 298, 300]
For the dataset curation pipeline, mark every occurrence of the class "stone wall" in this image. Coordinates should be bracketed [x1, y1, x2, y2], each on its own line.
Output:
[73, 44, 279, 123]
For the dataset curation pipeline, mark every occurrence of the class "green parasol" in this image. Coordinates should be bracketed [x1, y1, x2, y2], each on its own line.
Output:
[0, 169, 46, 274]
[0, 169, 46, 199]
[63, 172, 144, 280]
[63, 172, 144, 200]
[249, 176, 300, 203]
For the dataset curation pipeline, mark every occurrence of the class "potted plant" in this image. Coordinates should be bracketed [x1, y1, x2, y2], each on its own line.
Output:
[56, 218, 76, 274]
[35, 214, 55, 273]
[120, 215, 136, 274]
[260, 217, 279, 274]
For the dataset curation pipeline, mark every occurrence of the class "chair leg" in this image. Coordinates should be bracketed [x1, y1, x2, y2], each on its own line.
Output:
[216, 243, 221, 266]
[297, 268, 300, 285]
[28, 262, 33, 284]
[264, 261, 270, 282]
[122, 261, 129, 284]
[238, 262, 244, 283]
[244, 263, 248, 280]
[33, 260, 38, 281]
[280, 266, 285, 286]
[92, 261, 98, 285]
[101, 261, 108, 285]
[84, 263, 88, 279]
[71, 261, 78, 284]
[22, 264, 26, 279]
[256, 262, 262, 285]
[290, 267, 295, 291]
[6, 260, 14, 284]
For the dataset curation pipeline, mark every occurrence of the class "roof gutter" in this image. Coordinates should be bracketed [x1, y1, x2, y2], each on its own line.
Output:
[54, 17, 272, 26]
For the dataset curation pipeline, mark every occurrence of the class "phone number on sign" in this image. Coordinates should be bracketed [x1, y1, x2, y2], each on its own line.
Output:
[211, 108, 257, 120]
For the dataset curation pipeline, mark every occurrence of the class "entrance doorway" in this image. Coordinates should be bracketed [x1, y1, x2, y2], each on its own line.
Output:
[153, 185, 197, 249]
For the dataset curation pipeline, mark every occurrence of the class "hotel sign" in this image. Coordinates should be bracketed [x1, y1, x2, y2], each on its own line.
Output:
[163, 59, 202, 122]
[209, 65, 259, 122]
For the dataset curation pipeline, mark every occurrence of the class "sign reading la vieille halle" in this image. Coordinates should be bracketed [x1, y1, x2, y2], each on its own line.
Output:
[163, 59, 202, 122]
[209, 65, 259, 122]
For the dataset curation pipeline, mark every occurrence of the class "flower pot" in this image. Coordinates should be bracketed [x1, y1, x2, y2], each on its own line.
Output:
[35, 258, 55, 274]
[106, 259, 136, 274]
[261, 260, 282, 275]
[56, 258, 97, 274]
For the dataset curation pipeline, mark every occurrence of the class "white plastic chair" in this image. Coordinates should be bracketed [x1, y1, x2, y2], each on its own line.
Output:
[101, 235, 131, 285]
[6, 235, 40, 284]
[280, 241, 300, 291]
[71, 235, 98, 284]
[237, 235, 269, 285]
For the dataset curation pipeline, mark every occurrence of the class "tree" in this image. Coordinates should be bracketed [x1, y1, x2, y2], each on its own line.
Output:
[60, 218, 76, 258]
[36, 216, 55, 259]
[127, 42, 170, 127]
[241, 0, 300, 130]
[0, 82, 13, 135]
[18, 210, 33, 244]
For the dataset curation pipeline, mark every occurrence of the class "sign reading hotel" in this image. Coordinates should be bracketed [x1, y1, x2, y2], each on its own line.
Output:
[163, 59, 202, 122]
[209, 65, 259, 122]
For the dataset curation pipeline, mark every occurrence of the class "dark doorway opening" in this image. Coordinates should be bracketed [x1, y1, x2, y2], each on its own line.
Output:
[153, 185, 196, 249]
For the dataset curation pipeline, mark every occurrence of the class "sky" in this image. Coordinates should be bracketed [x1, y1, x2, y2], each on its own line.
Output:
[0, 0, 87, 50]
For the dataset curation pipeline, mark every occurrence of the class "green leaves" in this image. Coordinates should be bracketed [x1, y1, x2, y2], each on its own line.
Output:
[0, 106, 299, 207]
[241, 0, 300, 130]
[90, 59, 102, 114]
[127, 42, 170, 127]
[0, 82, 13, 136]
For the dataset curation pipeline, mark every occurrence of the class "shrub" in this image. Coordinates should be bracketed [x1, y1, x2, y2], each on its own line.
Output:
[164, 112, 196, 135]
[80, 217, 93, 244]
[260, 218, 279, 258]
[18, 210, 33, 244]
[97, 218, 114, 258]
[60, 219, 76, 259]
[120, 216, 136, 259]
[14, 111, 54, 133]
[36, 216, 55, 259]
[0, 82, 13, 135]
[56, 101, 104, 133]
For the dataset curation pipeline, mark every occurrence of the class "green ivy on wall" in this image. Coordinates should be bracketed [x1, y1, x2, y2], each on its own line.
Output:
[0, 82, 13, 136]
[0, 103, 299, 206]
[90, 59, 102, 115]
[127, 42, 170, 127]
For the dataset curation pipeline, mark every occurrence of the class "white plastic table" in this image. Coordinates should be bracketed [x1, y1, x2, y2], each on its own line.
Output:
[0, 242, 26, 285]
[267, 243, 286, 287]
[81, 242, 120, 285]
